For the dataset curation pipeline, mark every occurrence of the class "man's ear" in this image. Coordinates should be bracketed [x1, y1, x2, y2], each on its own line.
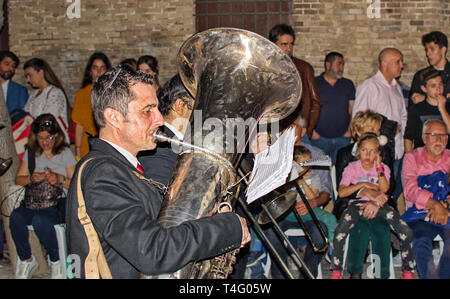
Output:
[173, 98, 186, 116]
[103, 107, 123, 129]
[420, 84, 427, 94]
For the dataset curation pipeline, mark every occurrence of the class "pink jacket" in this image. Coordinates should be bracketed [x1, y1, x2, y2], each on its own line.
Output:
[402, 147, 450, 210]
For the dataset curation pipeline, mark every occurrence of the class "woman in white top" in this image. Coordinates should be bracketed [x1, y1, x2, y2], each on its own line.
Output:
[23, 58, 70, 143]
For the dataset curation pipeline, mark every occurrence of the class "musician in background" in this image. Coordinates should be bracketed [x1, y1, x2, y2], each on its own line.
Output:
[66, 65, 250, 278]
[138, 74, 194, 186]
[269, 24, 322, 142]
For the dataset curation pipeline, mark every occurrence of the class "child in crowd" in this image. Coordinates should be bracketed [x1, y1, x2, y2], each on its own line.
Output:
[329, 133, 415, 279]
[404, 68, 450, 152]
[291, 146, 337, 250]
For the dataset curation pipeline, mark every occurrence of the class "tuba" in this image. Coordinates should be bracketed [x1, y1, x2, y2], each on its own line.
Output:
[155, 28, 302, 278]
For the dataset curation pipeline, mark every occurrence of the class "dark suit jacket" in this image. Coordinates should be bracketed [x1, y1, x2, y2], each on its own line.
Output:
[138, 125, 178, 186]
[66, 138, 242, 278]
[6, 80, 29, 114]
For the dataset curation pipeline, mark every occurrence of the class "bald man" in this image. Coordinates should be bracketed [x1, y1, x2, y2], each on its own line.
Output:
[352, 48, 408, 203]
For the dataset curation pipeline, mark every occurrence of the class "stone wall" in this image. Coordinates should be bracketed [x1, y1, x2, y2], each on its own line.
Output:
[7, 0, 450, 106]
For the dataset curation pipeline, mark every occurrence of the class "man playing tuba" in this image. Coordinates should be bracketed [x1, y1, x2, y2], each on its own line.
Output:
[65, 64, 250, 279]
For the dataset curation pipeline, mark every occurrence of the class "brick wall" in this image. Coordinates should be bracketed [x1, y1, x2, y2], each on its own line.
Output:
[7, 0, 450, 106]
[292, 0, 450, 86]
[8, 0, 195, 106]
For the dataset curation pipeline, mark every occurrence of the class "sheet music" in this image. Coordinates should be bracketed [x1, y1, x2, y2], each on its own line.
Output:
[246, 127, 296, 204]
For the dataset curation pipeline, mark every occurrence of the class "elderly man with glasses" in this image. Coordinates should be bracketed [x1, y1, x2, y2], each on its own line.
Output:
[402, 118, 450, 279]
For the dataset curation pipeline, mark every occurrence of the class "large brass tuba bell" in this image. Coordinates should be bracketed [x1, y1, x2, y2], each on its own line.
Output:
[155, 28, 302, 279]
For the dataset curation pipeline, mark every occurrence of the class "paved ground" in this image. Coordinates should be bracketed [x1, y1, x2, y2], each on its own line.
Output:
[0, 251, 50, 279]
[0, 246, 420, 279]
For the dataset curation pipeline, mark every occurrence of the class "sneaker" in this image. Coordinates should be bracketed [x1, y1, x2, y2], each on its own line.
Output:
[400, 270, 415, 279]
[329, 270, 343, 279]
[15, 256, 38, 279]
[50, 260, 65, 279]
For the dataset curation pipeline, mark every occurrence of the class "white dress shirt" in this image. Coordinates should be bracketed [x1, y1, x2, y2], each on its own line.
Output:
[101, 138, 140, 169]
[353, 70, 407, 159]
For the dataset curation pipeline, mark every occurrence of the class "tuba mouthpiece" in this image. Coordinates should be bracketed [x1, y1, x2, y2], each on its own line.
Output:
[153, 129, 171, 143]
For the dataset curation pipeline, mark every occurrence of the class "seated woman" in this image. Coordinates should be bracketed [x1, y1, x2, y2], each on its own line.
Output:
[333, 110, 396, 278]
[10, 114, 77, 279]
[23, 58, 70, 143]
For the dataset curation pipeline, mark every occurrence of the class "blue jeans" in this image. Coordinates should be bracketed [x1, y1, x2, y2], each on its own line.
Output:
[409, 221, 450, 279]
[310, 136, 351, 165]
[261, 215, 328, 279]
[9, 206, 60, 262]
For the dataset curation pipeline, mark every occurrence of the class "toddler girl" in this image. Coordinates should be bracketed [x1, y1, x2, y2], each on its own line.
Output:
[329, 133, 415, 279]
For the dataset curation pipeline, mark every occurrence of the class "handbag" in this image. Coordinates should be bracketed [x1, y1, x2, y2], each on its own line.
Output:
[23, 180, 63, 210]
[22, 147, 63, 210]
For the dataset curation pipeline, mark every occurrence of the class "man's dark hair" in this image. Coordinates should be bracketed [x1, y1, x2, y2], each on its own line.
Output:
[268, 24, 295, 43]
[324, 51, 344, 68]
[157, 74, 192, 116]
[422, 31, 448, 49]
[0, 51, 20, 67]
[420, 67, 443, 86]
[91, 64, 155, 128]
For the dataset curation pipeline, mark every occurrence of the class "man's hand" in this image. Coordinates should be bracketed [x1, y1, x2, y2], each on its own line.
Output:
[237, 215, 251, 248]
[426, 199, 449, 226]
[360, 201, 380, 219]
[311, 130, 320, 140]
[250, 131, 270, 154]
[360, 182, 380, 191]
[295, 198, 318, 216]
[411, 93, 425, 104]
[437, 95, 447, 113]
[358, 188, 387, 206]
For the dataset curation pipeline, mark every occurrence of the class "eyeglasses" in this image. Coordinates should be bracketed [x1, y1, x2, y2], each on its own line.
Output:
[39, 120, 53, 127]
[424, 132, 448, 138]
[36, 134, 56, 142]
[99, 64, 137, 111]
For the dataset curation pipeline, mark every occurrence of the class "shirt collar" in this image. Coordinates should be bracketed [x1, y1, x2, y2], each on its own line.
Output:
[164, 121, 184, 140]
[375, 70, 398, 88]
[101, 138, 139, 168]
